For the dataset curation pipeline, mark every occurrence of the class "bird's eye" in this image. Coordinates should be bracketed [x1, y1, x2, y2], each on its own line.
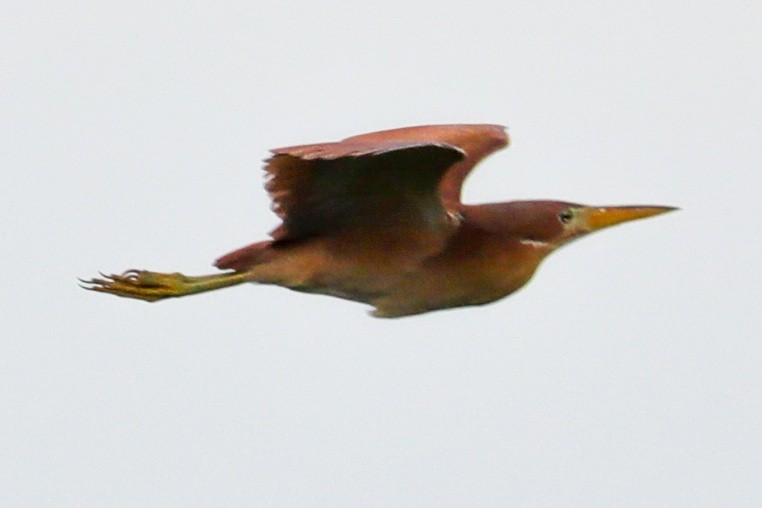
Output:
[559, 209, 574, 224]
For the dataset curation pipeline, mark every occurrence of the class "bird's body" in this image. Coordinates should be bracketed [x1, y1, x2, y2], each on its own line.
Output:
[83, 124, 675, 317]
[214, 212, 544, 317]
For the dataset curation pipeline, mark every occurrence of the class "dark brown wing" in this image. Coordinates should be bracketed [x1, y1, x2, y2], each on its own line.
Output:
[342, 124, 509, 205]
[265, 140, 465, 242]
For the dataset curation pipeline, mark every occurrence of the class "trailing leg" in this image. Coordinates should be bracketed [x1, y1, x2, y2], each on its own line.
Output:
[80, 269, 251, 302]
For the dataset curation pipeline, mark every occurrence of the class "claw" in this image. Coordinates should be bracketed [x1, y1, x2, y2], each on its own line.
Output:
[104, 272, 125, 282]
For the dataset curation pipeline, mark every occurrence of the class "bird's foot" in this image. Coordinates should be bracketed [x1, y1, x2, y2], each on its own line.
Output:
[79, 270, 192, 302]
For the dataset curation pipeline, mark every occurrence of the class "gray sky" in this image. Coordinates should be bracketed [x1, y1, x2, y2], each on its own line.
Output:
[3, 1, 761, 505]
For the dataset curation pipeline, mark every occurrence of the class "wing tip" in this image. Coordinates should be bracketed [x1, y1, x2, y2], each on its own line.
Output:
[479, 124, 510, 146]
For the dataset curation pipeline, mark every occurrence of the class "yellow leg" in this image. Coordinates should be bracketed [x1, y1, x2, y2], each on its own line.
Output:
[80, 269, 251, 302]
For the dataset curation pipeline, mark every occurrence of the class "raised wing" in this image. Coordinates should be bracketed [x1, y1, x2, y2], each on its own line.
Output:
[265, 140, 465, 242]
[342, 124, 509, 205]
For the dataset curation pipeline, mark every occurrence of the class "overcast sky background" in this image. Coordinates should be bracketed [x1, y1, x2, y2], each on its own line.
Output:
[2, 1, 761, 506]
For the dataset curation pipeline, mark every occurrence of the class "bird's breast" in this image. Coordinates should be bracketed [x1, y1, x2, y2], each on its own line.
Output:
[370, 228, 546, 316]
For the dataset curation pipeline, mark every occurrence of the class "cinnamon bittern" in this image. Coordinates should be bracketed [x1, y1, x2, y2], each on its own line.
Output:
[82, 124, 676, 317]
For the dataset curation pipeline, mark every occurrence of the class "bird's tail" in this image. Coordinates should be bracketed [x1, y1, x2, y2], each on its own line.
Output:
[214, 240, 274, 272]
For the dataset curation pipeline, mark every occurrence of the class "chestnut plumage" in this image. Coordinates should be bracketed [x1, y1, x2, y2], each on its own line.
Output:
[81, 124, 676, 317]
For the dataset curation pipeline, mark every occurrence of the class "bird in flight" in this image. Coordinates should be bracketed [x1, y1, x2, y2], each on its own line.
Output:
[81, 124, 676, 317]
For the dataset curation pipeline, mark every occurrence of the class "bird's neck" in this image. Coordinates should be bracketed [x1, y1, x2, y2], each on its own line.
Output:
[456, 204, 554, 251]
[438, 207, 551, 297]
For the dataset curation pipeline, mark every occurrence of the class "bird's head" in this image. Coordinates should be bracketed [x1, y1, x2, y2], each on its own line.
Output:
[480, 200, 678, 250]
